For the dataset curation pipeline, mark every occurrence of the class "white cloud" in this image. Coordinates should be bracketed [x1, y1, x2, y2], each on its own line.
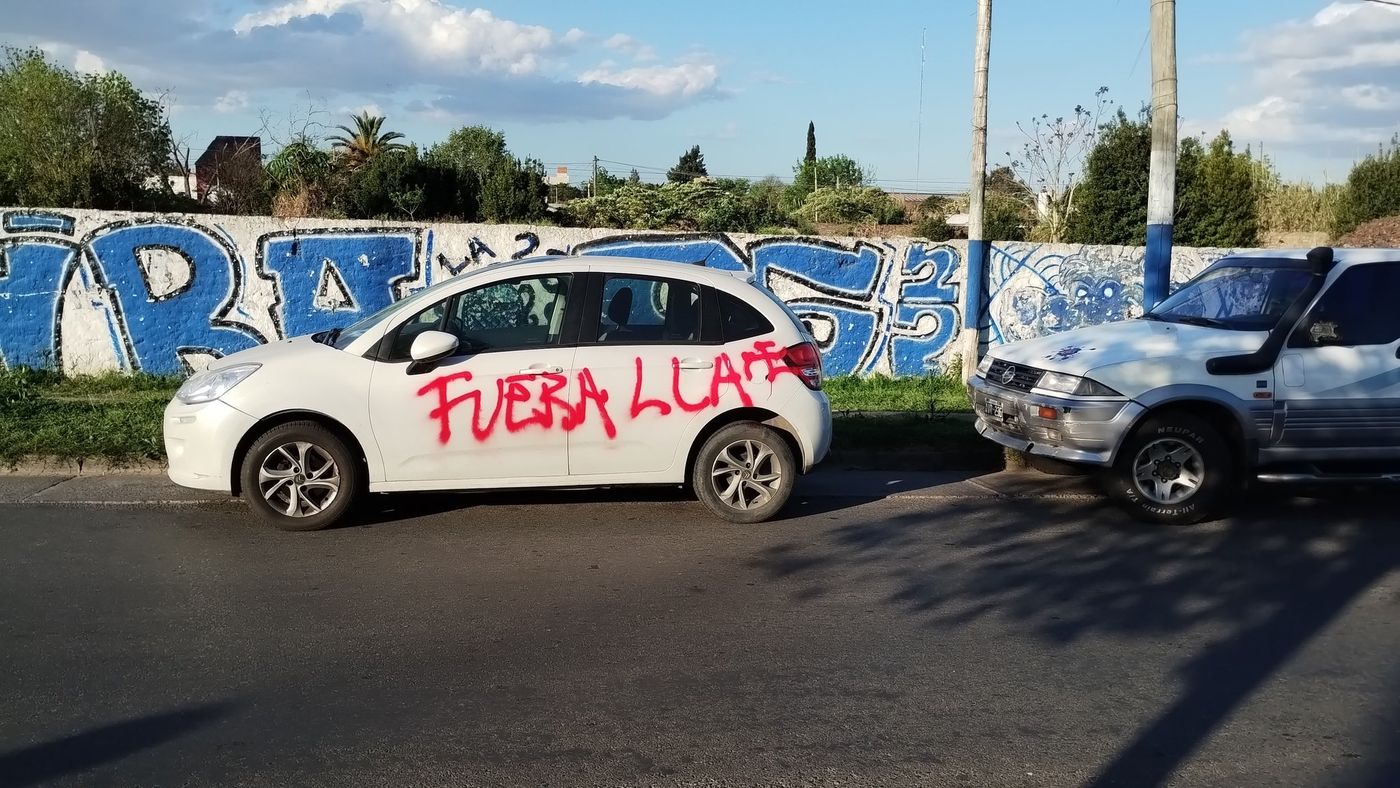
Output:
[603, 33, 657, 62]
[73, 49, 105, 74]
[1192, 1, 1400, 168]
[578, 62, 719, 97]
[214, 89, 250, 113]
[6, 0, 724, 124]
[236, 0, 555, 75]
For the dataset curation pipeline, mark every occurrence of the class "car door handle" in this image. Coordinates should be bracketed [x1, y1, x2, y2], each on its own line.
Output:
[677, 358, 713, 370]
[517, 365, 564, 376]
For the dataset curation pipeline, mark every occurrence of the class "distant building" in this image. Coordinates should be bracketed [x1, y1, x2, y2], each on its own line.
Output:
[195, 136, 262, 203]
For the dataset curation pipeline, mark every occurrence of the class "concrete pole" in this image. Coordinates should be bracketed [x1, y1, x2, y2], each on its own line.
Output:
[1145, 0, 1177, 308]
[961, 0, 992, 383]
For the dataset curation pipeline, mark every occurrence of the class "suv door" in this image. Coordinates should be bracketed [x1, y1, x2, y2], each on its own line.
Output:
[1276, 261, 1400, 453]
[368, 273, 578, 484]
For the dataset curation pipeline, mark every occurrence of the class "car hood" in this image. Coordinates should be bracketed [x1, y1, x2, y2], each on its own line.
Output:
[207, 335, 323, 371]
[987, 320, 1268, 376]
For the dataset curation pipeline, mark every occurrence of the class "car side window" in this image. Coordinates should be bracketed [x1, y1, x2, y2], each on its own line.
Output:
[594, 275, 702, 344]
[385, 275, 570, 360]
[446, 274, 572, 353]
[719, 290, 773, 342]
[1295, 263, 1400, 347]
[386, 300, 450, 360]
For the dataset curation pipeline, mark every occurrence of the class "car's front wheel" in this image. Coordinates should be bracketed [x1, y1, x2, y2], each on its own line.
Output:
[1107, 412, 1233, 525]
[692, 422, 797, 523]
[240, 421, 362, 531]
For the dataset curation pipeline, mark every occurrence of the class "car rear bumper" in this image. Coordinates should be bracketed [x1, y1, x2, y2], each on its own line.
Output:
[969, 375, 1143, 466]
[163, 398, 258, 492]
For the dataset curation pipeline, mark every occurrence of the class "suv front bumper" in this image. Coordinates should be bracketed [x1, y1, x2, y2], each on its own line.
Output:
[969, 375, 1144, 466]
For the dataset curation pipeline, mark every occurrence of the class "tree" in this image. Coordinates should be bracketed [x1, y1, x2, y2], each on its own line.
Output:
[593, 166, 626, 197]
[480, 156, 548, 222]
[1175, 131, 1258, 247]
[627, 168, 641, 185]
[266, 136, 334, 217]
[805, 122, 817, 164]
[984, 193, 1030, 241]
[1007, 86, 1112, 243]
[667, 145, 707, 183]
[1065, 109, 1152, 245]
[786, 154, 869, 210]
[327, 111, 407, 168]
[1331, 136, 1400, 237]
[0, 47, 173, 210]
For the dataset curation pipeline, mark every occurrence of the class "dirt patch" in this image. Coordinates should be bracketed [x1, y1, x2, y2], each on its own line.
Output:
[1336, 216, 1400, 247]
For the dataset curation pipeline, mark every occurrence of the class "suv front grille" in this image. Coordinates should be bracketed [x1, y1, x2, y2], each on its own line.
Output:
[985, 359, 1043, 392]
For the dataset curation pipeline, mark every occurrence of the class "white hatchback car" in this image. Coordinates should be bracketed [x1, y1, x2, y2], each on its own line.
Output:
[164, 256, 833, 530]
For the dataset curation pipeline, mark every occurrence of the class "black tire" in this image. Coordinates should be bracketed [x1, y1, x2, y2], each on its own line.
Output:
[692, 422, 797, 524]
[1106, 412, 1233, 525]
[239, 421, 362, 531]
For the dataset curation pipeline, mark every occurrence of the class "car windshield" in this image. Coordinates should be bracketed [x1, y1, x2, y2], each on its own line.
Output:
[327, 280, 456, 350]
[1146, 264, 1312, 331]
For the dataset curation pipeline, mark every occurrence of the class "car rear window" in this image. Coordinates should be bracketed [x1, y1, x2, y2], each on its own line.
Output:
[719, 290, 773, 342]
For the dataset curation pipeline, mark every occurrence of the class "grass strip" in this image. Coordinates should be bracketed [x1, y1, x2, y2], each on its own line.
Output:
[1, 370, 980, 466]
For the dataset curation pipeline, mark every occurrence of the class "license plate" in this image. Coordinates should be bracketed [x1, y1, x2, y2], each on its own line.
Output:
[984, 396, 1005, 419]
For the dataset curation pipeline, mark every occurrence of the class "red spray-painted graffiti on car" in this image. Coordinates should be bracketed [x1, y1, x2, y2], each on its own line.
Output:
[415, 340, 806, 445]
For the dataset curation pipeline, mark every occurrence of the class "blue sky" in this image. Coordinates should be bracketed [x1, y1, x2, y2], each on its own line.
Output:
[9, 1, 1398, 188]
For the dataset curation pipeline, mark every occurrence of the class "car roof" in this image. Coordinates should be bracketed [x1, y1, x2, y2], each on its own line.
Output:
[1224, 248, 1400, 265]
[487, 254, 758, 286]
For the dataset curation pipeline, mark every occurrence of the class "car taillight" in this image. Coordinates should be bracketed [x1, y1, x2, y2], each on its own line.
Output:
[784, 341, 823, 390]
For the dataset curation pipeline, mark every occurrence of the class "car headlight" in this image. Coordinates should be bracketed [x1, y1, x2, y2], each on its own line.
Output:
[976, 355, 994, 376]
[1036, 371, 1120, 397]
[175, 363, 260, 404]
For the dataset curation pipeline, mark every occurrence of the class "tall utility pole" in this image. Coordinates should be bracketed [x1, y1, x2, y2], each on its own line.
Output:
[592, 155, 599, 198]
[1145, 0, 1177, 308]
[962, 0, 993, 383]
[916, 27, 926, 185]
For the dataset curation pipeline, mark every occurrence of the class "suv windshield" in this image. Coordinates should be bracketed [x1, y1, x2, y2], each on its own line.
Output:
[1147, 264, 1312, 332]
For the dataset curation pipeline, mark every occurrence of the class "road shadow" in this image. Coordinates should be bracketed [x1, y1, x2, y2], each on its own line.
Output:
[343, 485, 865, 529]
[749, 486, 1400, 787]
[0, 701, 233, 787]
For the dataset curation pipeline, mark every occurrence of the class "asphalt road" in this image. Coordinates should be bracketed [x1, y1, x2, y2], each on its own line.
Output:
[4, 486, 1400, 787]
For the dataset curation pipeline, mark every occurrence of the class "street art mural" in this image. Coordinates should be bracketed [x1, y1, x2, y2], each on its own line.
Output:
[982, 243, 1232, 344]
[0, 207, 1236, 377]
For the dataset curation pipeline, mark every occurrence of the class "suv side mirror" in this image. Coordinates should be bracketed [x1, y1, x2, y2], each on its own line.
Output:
[407, 330, 459, 374]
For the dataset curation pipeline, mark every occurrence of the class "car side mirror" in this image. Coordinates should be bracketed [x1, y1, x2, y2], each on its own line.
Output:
[407, 330, 458, 374]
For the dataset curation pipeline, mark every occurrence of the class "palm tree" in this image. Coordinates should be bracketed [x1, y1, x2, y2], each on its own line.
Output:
[327, 112, 407, 167]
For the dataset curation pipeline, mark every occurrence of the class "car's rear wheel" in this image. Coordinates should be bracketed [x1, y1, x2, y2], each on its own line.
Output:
[692, 422, 796, 523]
[240, 421, 361, 531]
[1107, 412, 1232, 525]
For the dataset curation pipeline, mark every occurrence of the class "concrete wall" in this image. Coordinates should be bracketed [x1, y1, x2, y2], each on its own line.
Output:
[0, 208, 1233, 376]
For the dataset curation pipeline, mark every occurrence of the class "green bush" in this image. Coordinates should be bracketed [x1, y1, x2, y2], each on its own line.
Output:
[800, 186, 904, 224]
[915, 213, 953, 241]
[1331, 137, 1400, 237]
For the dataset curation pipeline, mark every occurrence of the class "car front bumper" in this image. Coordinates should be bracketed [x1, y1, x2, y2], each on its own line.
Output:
[163, 398, 259, 492]
[968, 375, 1144, 466]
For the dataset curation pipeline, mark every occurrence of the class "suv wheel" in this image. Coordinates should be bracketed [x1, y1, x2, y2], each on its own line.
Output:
[1108, 412, 1232, 525]
[240, 421, 362, 531]
[693, 422, 796, 524]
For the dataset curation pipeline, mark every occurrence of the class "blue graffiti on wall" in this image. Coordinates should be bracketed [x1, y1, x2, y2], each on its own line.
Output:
[1, 213, 963, 376]
[574, 234, 963, 376]
[0, 237, 77, 368]
[986, 244, 1145, 344]
[259, 230, 420, 339]
[86, 221, 267, 373]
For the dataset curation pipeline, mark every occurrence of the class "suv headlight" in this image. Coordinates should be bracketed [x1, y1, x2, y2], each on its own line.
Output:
[1036, 371, 1120, 397]
[175, 363, 261, 404]
[976, 355, 994, 376]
